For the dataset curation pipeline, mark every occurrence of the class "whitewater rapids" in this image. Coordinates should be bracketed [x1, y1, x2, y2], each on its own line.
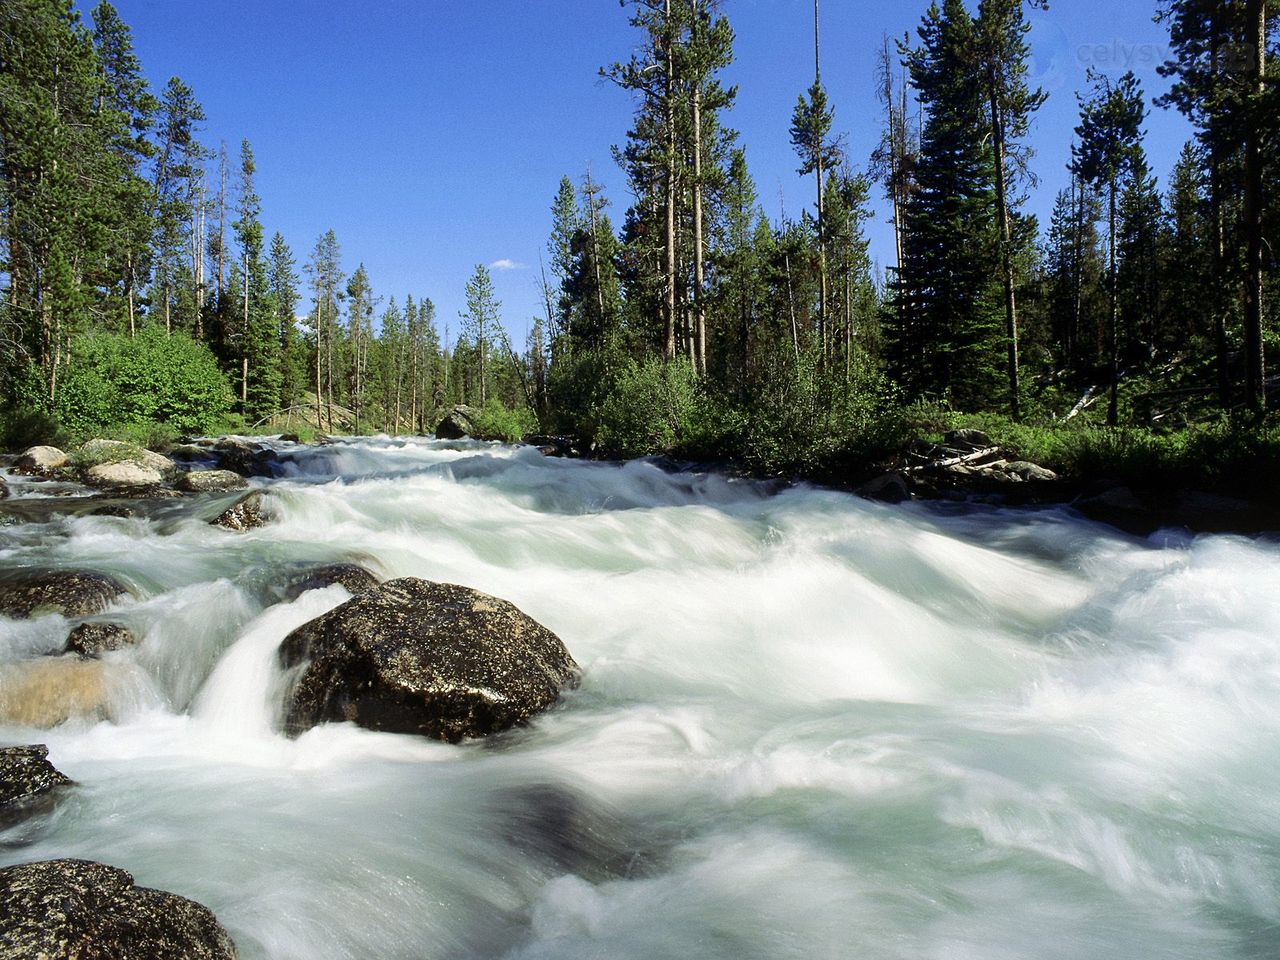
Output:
[2, 435, 1279, 959]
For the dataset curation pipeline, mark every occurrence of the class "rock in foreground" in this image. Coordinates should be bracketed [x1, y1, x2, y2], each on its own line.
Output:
[0, 859, 237, 960]
[279, 578, 579, 742]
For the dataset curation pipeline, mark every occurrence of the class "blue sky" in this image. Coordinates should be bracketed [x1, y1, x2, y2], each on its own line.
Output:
[102, 0, 1191, 344]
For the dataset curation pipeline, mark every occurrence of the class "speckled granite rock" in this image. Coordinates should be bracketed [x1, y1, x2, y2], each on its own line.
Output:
[0, 571, 129, 619]
[64, 622, 138, 658]
[279, 578, 579, 742]
[0, 745, 72, 816]
[209, 492, 269, 532]
[281, 563, 380, 601]
[0, 859, 237, 959]
[176, 469, 249, 493]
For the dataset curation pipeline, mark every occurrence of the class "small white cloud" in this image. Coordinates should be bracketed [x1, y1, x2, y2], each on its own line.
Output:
[489, 258, 528, 272]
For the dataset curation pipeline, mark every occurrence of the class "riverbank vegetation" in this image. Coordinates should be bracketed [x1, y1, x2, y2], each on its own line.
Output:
[1, 0, 1276, 495]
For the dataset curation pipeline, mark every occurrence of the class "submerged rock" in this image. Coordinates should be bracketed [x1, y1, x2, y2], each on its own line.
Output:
[0, 657, 117, 727]
[435, 404, 481, 440]
[65, 622, 138, 658]
[279, 578, 580, 742]
[857, 471, 911, 504]
[281, 563, 381, 601]
[0, 745, 72, 820]
[209, 491, 270, 532]
[0, 476, 8, 500]
[177, 469, 249, 493]
[0, 570, 129, 619]
[0, 859, 237, 960]
[14, 445, 68, 476]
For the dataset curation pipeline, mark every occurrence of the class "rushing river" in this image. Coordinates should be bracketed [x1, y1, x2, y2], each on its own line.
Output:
[2, 436, 1280, 959]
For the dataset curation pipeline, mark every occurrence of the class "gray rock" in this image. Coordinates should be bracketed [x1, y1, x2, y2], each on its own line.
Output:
[282, 563, 381, 601]
[177, 469, 249, 493]
[280, 578, 580, 742]
[435, 404, 481, 440]
[65, 622, 138, 658]
[209, 492, 270, 532]
[0, 476, 8, 500]
[86, 460, 165, 488]
[0, 571, 129, 619]
[0, 745, 72, 817]
[212, 440, 279, 478]
[1005, 460, 1059, 482]
[0, 859, 237, 960]
[14, 445, 69, 476]
[857, 471, 911, 504]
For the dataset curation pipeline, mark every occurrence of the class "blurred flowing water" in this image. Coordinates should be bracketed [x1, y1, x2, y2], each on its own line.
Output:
[2, 436, 1279, 959]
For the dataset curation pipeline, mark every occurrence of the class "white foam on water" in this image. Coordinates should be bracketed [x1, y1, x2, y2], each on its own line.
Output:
[2, 437, 1278, 959]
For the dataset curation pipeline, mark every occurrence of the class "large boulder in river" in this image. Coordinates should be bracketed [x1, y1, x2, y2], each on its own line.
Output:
[86, 460, 165, 489]
[14, 445, 69, 476]
[78, 439, 175, 476]
[0, 745, 72, 821]
[434, 404, 481, 440]
[0, 859, 237, 960]
[279, 578, 580, 742]
[0, 570, 129, 619]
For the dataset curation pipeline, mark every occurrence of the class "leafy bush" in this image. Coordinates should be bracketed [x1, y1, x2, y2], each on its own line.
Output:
[56, 327, 232, 439]
[741, 350, 911, 479]
[470, 398, 538, 442]
[597, 356, 704, 458]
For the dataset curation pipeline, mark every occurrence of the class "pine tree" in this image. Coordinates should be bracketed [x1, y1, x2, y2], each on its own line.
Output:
[1163, 143, 1212, 349]
[151, 77, 206, 337]
[975, 0, 1047, 418]
[268, 231, 302, 411]
[90, 1, 156, 338]
[789, 1, 839, 357]
[1074, 70, 1148, 425]
[0, 0, 119, 401]
[345, 264, 375, 434]
[893, 0, 1002, 406]
[461, 265, 499, 405]
[606, 0, 684, 361]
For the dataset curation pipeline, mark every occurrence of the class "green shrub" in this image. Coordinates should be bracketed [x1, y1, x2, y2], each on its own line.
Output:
[471, 398, 538, 442]
[56, 327, 233, 439]
[598, 356, 704, 459]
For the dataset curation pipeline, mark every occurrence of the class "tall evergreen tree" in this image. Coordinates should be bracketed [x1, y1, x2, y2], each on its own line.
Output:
[893, 0, 1002, 406]
[460, 264, 499, 405]
[1074, 70, 1148, 425]
[975, 0, 1047, 418]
